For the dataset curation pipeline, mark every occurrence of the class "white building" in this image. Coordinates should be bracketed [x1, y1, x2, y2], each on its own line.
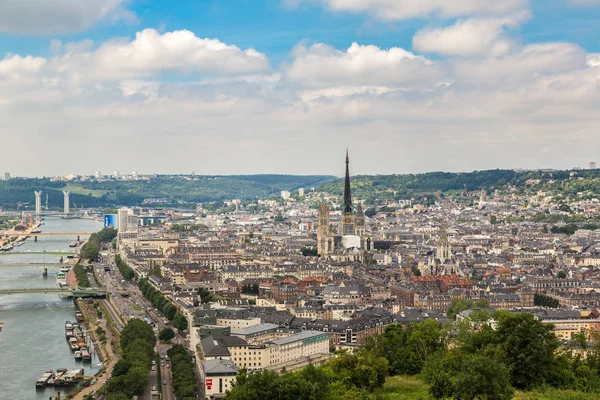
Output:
[2, 172, 10, 181]
[281, 191, 291, 200]
[63, 191, 70, 214]
[117, 207, 139, 242]
[203, 359, 238, 399]
[298, 188, 304, 197]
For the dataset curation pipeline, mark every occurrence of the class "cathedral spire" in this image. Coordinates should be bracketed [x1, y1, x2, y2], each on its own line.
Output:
[343, 149, 352, 214]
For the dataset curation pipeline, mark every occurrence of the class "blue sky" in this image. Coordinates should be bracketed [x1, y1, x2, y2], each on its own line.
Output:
[3, 1, 600, 62]
[1, 0, 600, 176]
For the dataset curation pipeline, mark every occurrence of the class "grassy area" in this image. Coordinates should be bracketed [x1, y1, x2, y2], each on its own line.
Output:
[131, 304, 142, 312]
[514, 389, 600, 400]
[63, 184, 110, 198]
[380, 376, 433, 400]
[381, 376, 600, 400]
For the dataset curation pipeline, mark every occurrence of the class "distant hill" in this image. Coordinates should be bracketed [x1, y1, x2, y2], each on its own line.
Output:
[0, 175, 336, 210]
[319, 169, 600, 203]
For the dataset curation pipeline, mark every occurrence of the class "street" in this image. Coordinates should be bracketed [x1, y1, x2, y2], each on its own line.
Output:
[92, 248, 181, 400]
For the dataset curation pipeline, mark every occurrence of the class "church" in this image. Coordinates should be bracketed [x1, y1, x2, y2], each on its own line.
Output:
[317, 151, 373, 262]
[420, 217, 461, 276]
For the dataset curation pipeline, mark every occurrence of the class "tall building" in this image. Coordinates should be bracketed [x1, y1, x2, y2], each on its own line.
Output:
[34, 191, 42, 218]
[118, 207, 139, 242]
[341, 150, 356, 236]
[63, 191, 70, 215]
[280, 191, 290, 200]
[355, 201, 365, 236]
[132, 170, 138, 180]
[317, 203, 332, 256]
[113, 170, 120, 179]
[2, 172, 10, 181]
[95, 171, 101, 179]
[298, 188, 304, 197]
[436, 217, 451, 262]
[422, 216, 460, 276]
[589, 162, 597, 170]
[317, 150, 372, 261]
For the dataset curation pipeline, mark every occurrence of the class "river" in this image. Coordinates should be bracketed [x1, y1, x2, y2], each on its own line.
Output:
[0, 217, 103, 399]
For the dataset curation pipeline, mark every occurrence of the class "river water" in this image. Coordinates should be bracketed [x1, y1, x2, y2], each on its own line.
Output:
[0, 217, 103, 399]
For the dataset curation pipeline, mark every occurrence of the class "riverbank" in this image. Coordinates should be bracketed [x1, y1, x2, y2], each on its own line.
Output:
[70, 299, 120, 400]
[0, 220, 41, 251]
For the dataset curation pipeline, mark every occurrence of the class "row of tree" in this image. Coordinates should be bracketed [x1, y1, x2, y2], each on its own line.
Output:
[534, 293, 560, 308]
[106, 319, 156, 399]
[138, 278, 188, 331]
[82, 227, 117, 262]
[167, 344, 198, 399]
[73, 264, 90, 287]
[114, 254, 135, 281]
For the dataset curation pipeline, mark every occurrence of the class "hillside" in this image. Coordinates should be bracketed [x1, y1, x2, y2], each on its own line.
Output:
[319, 169, 600, 203]
[0, 174, 335, 210]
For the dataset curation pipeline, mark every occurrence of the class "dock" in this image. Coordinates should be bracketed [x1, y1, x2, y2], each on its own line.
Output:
[36, 368, 85, 388]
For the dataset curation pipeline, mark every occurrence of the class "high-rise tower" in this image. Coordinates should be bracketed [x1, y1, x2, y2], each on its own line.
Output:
[63, 191, 70, 215]
[341, 150, 356, 236]
[436, 216, 451, 262]
[355, 201, 365, 236]
[34, 191, 42, 218]
[317, 203, 331, 256]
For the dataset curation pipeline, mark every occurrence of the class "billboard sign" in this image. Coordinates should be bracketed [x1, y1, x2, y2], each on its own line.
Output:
[104, 214, 118, 228]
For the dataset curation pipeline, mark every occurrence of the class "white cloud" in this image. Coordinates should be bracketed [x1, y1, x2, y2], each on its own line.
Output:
[0, 0, 135, 35]
[1, 33, 600, 175]
[284, 42, 442, 89]
[0, 29, 270, 85]
[53, 29, 270, 83]
[452, 42, 588, 85]
[413, 12, 529, 57]
[288, 0, 528, 20]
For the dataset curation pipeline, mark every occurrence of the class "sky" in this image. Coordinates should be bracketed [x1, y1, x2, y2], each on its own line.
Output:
[1, 0, 600, 177]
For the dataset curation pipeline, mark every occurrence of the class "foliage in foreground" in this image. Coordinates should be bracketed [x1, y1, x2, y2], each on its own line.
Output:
[227, 311, 600, 400]
[168, 344, 198, 399]
[226, 351, 388, 400]
[106, 319, 156, 399]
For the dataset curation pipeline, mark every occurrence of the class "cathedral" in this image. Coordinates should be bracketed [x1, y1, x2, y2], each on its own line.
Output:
[317, 151, 372, 261]
[421, 216, 461, 276]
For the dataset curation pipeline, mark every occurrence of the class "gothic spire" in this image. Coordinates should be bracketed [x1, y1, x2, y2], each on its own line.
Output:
[343, 149, 352, 214]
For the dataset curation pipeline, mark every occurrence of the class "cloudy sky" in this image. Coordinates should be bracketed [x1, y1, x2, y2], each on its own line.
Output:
[1, 0, 600, 177]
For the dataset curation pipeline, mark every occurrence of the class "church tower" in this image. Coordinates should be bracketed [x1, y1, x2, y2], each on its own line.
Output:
[341, 150, 356, 236]
[436, 216, 451, 262]
[355, 201, 365, 236]
[317, 203, 331, 256]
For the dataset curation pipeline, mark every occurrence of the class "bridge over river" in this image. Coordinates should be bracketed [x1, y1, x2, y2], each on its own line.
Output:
[0, 263, 66, 267]
[0, 287, 106, 298]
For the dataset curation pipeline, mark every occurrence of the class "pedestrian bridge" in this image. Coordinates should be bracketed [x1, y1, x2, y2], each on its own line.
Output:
[10, 233, 93, 237]
[0, 288, 106, 298]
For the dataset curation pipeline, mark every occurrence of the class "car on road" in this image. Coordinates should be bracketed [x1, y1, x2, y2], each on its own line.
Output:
[163, 380, 167, 385]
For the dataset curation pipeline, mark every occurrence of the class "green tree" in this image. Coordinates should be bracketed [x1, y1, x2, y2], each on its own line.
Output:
[557, 270, 567, 279]
[159, 328, 175, 341]
[172, 312, 188, 332]
[495, 311, 561, 389]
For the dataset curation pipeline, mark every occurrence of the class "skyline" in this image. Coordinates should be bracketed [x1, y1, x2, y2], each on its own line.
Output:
[1, 0, 600, 176]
